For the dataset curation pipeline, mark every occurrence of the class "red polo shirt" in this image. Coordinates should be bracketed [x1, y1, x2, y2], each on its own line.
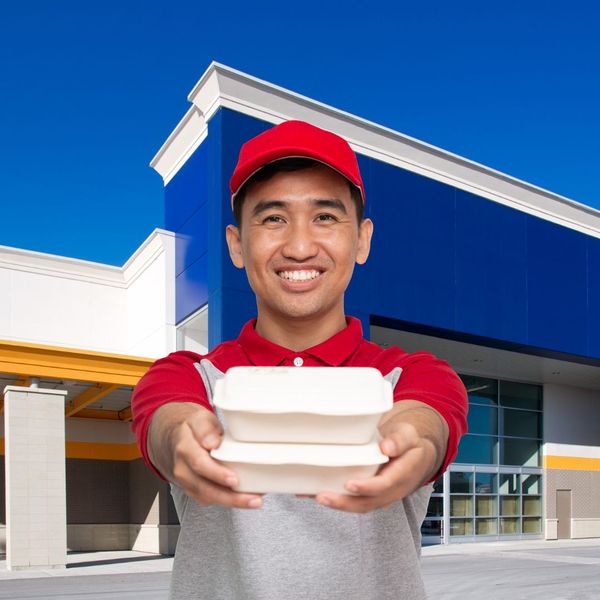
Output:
[132, 317, 468, 481]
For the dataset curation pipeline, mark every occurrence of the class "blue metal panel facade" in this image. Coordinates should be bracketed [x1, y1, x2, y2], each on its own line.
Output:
[165, 108, 600, 363]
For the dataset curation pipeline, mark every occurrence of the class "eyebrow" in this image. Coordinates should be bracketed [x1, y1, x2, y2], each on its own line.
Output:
[251, 198, 348, 217]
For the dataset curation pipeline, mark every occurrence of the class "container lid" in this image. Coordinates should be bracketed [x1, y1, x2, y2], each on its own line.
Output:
[214, 366, 394, 415]
[211, 434, 389, 467]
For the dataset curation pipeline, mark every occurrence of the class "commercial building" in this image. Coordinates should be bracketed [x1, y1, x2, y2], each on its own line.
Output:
[1, 62, 599, 568]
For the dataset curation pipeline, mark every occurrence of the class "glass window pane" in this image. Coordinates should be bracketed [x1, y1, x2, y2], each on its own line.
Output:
[476, 495, 497, 517]
[501, 409, 541, 438]
[522, 474, 541, 495]
[468, 405, 498, 435]
[501, 438, 540, 466]
[456, 435, 498, 465]
[523, 496, 542, 516]
[432, 477, 443, 494]
[461, 376, 498, 405]
[500, 517, 520, 534]
[500, 381, 542, 410]
[427, 497, 443, 517]
[450, 518, 474, 536]
[500, 496, 520, 516]
[421, 519, 442, 537]
[499, 473, 520, 494]
[523, 517, 542, 534]
[475, 473, 497, 494]
[451, 495, 473, 517]
[450, 472, 473, 493]
[476, 518, 498, 535]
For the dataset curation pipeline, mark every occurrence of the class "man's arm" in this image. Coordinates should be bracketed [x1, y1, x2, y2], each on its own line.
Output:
[132, 352, 263, 510]
[315, 400, 448, 512]
[147, 401, 263, 509]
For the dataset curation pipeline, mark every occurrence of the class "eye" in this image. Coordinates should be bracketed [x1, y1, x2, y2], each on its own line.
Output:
[315, 213, 337, 222]
[262, 215, 286, 224]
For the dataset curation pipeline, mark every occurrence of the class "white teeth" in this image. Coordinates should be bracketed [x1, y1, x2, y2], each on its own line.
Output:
[278, 270, 321, 281]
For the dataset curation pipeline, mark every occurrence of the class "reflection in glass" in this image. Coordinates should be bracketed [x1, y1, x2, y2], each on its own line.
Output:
[476, 496, 497, 517]
[427, 497, 443, 517]
[522, 474, 540, 495]
[523, 517, 542, 534]
[476, 518, 498, 535]
[475, 472, 497, 493]
[500, 496, 519, 516]
[451, 495, 473, 517]
[502, 409, 541, 439]
[468, 405, 498, 436]
[421, 519, 442, 536]
[523, 496, 541, 516]
[461, 375, 498, 405]
[450, 471, 473, 493]
[500, 517, 520, 534]
[450, 518, 474, 536]
[456, 435, 498, 465]
[500, 381, 542, 410]
[499, 473, 520, 494]
[501, 438, 540, 466]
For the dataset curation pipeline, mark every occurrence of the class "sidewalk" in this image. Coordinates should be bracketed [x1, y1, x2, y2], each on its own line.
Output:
[1, 537, 598, 579]
[422, 536, 600, 557]
[0, 550, 173, 580]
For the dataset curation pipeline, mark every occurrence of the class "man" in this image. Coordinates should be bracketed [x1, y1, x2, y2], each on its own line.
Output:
[132, 120, 468, 600]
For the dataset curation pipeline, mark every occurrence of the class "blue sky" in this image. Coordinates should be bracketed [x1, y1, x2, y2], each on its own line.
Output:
[1, 1, 598, 265]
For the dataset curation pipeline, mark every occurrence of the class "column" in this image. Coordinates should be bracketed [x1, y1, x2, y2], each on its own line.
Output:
[3, 385, 68, 570]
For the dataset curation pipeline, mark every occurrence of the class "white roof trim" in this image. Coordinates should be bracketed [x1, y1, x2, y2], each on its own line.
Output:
[152, 61, 600, 238]
[0, 229, 175, 287]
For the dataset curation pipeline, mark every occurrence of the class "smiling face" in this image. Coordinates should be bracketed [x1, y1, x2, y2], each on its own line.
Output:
[226, 164, 373, 343]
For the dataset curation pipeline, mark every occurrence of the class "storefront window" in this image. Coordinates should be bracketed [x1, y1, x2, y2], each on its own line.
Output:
[423, 375, 544, 542]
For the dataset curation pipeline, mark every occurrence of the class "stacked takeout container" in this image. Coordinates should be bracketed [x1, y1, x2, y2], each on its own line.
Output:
[210, 366, 393, 495]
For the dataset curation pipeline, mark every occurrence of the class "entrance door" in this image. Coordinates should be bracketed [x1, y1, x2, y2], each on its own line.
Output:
[556, 489, 571, 539]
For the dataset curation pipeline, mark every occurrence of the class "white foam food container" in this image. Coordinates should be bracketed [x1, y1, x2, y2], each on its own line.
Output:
[211, 434, 389, 495]
[213, 366, 393, 444]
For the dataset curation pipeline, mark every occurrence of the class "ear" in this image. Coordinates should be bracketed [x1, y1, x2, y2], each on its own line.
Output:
[226, 224, 245, 269]
[356, 218, 373, 265]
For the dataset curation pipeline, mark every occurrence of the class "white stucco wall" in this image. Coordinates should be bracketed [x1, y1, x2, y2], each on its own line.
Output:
[0, 229, 176, 358]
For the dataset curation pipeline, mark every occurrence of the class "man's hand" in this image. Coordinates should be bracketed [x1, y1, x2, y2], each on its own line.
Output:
[315, 400, 448, 513]
[148, 402, 263, 509]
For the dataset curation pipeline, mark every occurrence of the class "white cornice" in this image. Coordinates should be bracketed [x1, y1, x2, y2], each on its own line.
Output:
[0, 229, 175, 288]
[151, 107, 208, 184]
[152, 61, 600, 238]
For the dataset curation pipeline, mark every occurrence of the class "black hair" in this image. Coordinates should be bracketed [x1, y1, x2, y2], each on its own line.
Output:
[232, 157, 364, 226]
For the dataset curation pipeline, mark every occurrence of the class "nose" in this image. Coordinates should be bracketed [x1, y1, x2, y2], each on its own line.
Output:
[281, 221, 319, 261]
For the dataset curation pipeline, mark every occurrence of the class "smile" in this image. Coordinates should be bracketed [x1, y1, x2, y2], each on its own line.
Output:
[277, 270, 322, 281]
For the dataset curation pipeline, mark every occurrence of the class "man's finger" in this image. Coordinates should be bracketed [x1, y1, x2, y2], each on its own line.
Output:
[186, 474, 263, 509]
[345, 448, 423, 496]
[186, 410, 224, 450]
[172, 430, 238, 486]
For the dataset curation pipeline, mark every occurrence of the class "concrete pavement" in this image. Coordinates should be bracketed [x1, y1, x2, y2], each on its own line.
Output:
[0, 539, 598, 598]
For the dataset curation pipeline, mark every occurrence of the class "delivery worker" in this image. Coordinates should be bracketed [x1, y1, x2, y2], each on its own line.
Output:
[132, 120, 468, 600]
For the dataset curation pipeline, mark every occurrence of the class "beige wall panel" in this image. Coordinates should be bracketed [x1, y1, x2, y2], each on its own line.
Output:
[66, 459, 129, 524]
[128, 459, 179, 525]
[545, 469, 600, 519]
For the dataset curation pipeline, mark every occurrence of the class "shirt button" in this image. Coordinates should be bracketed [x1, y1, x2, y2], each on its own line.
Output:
[293, 357, 304, 367]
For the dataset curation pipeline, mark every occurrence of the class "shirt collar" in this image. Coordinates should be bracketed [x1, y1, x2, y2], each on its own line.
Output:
[237, 317, 364, 367]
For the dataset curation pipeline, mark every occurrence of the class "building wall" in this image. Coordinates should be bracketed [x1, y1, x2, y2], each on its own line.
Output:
[0, 246, 127, 353]
[544, 384, 600, 538]
[0, 229, 176, 358]
[167, 107, 600, 364]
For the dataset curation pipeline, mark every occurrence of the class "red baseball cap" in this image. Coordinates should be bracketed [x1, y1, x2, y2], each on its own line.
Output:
[229, 120, 365, 206]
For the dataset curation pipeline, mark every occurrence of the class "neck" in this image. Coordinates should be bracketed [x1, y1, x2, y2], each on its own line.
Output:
[254, 307, 347, 351]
